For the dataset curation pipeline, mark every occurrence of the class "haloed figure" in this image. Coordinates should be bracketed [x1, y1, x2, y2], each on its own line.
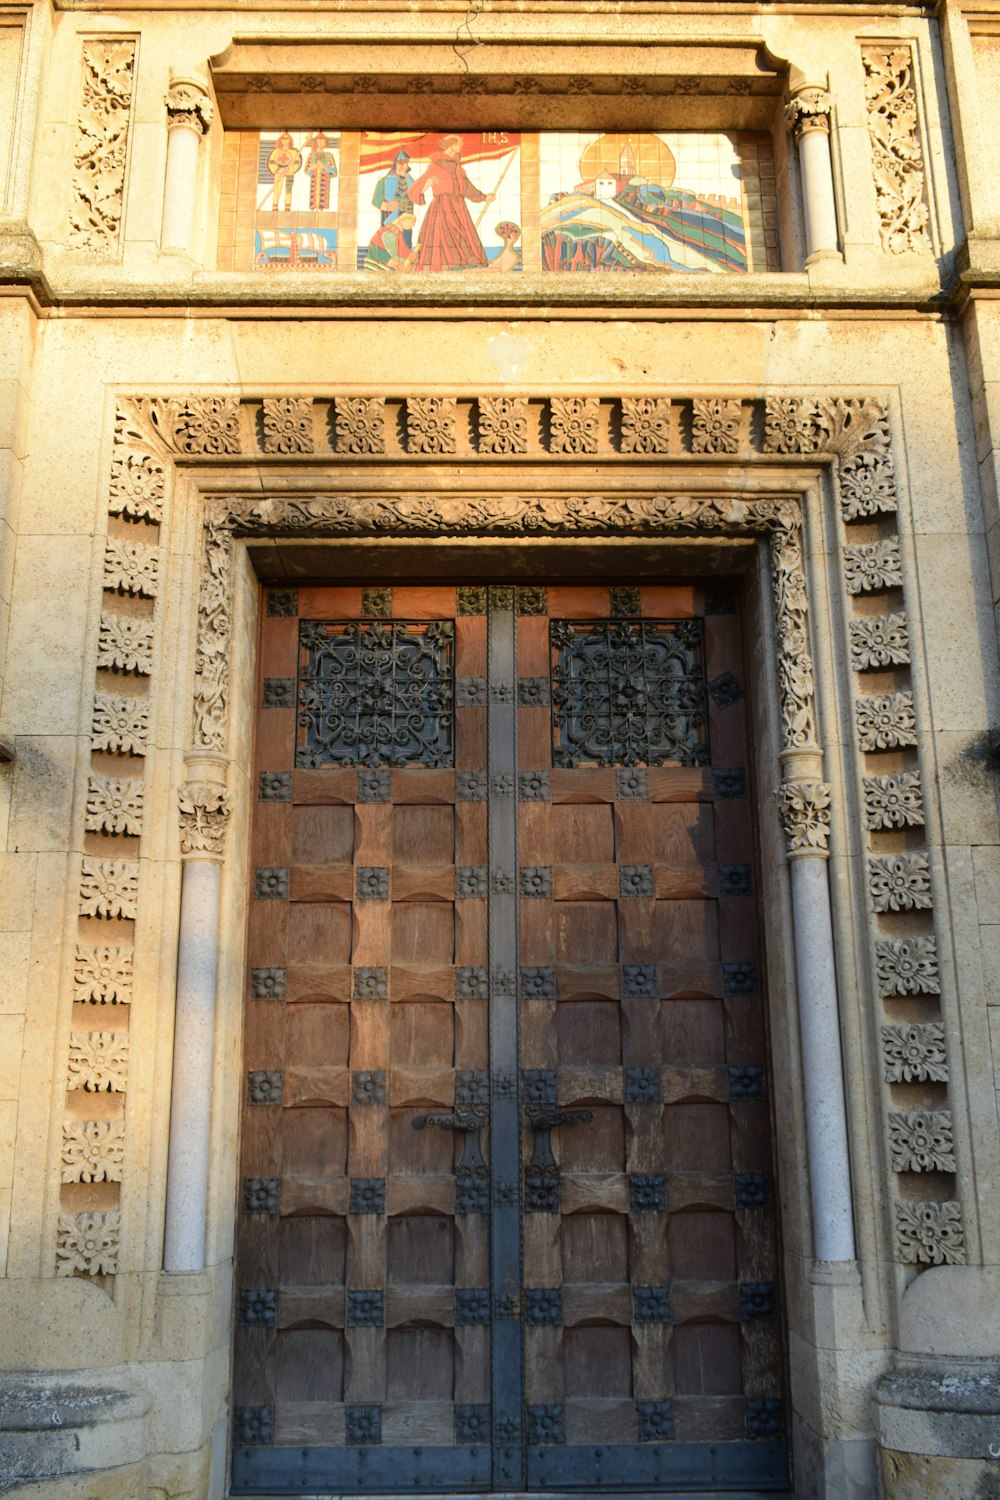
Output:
[409, 135, 496, 271]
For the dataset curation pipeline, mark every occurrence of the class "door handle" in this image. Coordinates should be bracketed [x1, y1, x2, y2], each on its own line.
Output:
[524, 1107, 593, 1213]
[413, 1110, 490, 1213]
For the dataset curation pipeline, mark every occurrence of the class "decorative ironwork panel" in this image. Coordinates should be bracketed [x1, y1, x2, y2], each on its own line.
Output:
[550, 618, 708, 768]
[296, 619, 454, 768]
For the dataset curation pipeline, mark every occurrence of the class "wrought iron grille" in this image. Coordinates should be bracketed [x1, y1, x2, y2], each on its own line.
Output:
[550, 618, 708, 767]
[296, 619, 454, 768]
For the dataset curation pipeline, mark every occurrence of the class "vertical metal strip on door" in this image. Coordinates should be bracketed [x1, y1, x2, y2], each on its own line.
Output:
[486, 587, 525, 1489]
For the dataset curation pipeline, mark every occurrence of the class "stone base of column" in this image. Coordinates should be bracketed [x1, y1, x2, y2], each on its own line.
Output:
[874, 1363, 1000, 1499]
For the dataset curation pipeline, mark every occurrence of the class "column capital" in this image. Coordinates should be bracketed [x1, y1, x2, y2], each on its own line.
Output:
[165, 74, 214, 135]
[179, 780, 230, 858]
[785, 85, 833, 140]
[776, 779, 832, 859]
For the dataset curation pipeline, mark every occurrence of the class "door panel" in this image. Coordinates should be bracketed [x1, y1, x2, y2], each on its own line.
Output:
[232, 581, 787, 1496]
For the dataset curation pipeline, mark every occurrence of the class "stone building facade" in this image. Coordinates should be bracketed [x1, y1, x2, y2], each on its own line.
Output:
[2, 0, 1000, 1497]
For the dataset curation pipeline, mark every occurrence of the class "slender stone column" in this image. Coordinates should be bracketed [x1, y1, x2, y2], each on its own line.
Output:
[786, 85, 841, 264]
[163, 755, 230, 1272]
[777, 761, 856, 1262]
[161, 75, 213, 257]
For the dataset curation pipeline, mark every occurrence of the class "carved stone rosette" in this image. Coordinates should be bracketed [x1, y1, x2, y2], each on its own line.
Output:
[785, 86, 832, 139]
[179, 781, 231, 857]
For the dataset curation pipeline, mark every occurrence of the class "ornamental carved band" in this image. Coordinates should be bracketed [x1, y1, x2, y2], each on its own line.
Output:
[68, 41, 136, 253]
[776, 781, 832, 857]
[862, 45, 931, 255]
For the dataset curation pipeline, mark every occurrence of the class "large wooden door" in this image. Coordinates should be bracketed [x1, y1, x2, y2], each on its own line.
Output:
[232, 581, 787, 1496]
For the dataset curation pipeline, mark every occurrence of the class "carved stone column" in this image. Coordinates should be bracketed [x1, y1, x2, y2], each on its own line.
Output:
[785, 84, 841, 264]
[778, 750, 856, 1262]
[163, 753, 230, 1272]
[161, 75, 213, 258]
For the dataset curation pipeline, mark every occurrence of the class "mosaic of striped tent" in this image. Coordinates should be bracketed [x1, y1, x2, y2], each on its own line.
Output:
[218, 129, 779, 274]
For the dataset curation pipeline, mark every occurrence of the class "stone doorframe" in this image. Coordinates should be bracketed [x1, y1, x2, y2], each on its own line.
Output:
[64, 388, 964, 1491]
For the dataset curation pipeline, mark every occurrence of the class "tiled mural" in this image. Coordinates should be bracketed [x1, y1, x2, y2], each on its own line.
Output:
[219, 129, 779, 274]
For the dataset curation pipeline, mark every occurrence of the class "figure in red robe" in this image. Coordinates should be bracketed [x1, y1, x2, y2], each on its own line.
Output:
[409, 135, 496, 272]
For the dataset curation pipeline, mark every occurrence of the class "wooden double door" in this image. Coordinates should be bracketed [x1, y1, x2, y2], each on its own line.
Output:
[232, 580, 786, 1495]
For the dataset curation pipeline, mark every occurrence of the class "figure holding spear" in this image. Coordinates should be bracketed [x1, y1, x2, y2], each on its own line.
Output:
[409, 135, 517, 271]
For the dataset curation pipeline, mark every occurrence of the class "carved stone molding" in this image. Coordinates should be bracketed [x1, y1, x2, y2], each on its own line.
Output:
[785, 86, 832, 139]
[263, 398, 314, 455]
[165, 76, 214, 135]
[861, 45, 931, 256]
[406, 397, 458, 456]
[188, 492, 816, 767]
[692, 398, 745, 455]
[91, 694, 149, 757]
[843, 536, 902, 595]
[68, 41, 136, 253]
[178, 781, 231, 856]
[776, 780, 832, 857]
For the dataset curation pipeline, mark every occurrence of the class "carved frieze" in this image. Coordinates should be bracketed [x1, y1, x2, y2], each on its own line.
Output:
[56, 1210, 120, 1276]
[142, 396, 241, 456]
[776, 780, 832, 856]
[104, 538, 160, 597]
[178, 781, 231, 856]
[881, 1022, 947, 1083]
[862, 45, 931, 255]
[262, 398, 314, 455]
[763, 397, 897, 522]
[875, 935, 940, 996]
[97, 613, 154, 675]
[68, 41, 136, 253]
[850, 612, 909, 670]
[85, 775, 144, 836]
[863, 769, 923, 829]
[894, 1200, 965, 1265]
[73, 945, 133, 1004]
[67, 1030, 129, 1092]
[79, 858, 139, 920]
[868, 851, 932, 912]
[61, 1119, 125, 1182]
